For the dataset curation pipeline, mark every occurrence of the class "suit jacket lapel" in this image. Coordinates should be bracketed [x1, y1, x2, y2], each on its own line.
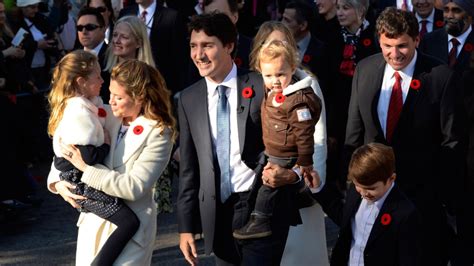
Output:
[192, 80, 214, 163]
[113, 116, 157, 167]
[236, 72, 252, 153]
[371, 57, 387, 138]
[365, 187, 399, 250]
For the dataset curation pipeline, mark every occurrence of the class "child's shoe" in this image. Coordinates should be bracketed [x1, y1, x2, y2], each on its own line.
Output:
[233, 213, 272, 239]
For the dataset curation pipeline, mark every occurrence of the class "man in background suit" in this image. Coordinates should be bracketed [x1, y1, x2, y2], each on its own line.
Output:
[77, 7, 110, 102]
[282, 0, 329, 95]
[419, 0, 474, 73]
[412, 0, 444, 38]
[344, 7, 462, 265]
[177, 13, 300, 266]
[119, 0, 188, 94]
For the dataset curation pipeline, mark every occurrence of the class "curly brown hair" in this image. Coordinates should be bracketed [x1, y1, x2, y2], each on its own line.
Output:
[376, 7, 419, 40]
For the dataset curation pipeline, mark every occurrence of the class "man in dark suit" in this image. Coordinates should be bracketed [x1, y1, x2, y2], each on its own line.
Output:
[119, 0, 188, 94]
[344, 7, 462, 265]
[177, 13, 300, 266]
[412, 0, 444, 38]
[419, 0, 474, 73]
[76, 7, 110, 102]
[315, 143, 420, 266]
[282, 0, 329, 94]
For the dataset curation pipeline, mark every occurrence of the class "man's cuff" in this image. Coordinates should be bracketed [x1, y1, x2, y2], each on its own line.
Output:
[292, 166, 325, 193]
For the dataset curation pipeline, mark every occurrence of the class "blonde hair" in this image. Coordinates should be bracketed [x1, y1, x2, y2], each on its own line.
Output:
[48, 50, 99, 137]
[111, 60, 177, 140]
[254, 40, 299, 73]
[104, 16, 155, 72]
[249, 21, 298, 71]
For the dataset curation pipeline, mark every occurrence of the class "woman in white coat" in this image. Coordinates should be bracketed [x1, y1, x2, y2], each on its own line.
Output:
[47, 59, 176, 265]
[250, 21, 330, 266]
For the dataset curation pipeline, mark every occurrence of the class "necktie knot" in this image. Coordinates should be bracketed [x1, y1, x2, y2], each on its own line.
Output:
[393, 71, 402, 81]
[217, 85, 227, 98]
[140, 10, 147, 23]
[451, 38, 460, 46]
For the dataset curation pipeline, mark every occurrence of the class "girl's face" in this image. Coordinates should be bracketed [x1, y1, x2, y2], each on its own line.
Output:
[112, 23, 140, 61]
[79, 63, 103, 100]
[108, 79, 142, 124]
[260, 56, 295, 93]
[336, 0, 360, 28]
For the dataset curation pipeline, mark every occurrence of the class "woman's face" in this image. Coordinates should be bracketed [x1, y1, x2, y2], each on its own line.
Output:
[21, 3, 39, 19]
[336, 0, 360, 28]
[108, 79, 142, 123]
[112, 23, 140, 61]
[88, 0, 111, 26]
[80, 63, 103, 100]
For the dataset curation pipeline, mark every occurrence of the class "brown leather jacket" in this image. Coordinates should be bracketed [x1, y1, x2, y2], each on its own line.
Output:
[261, 76, 322, 166]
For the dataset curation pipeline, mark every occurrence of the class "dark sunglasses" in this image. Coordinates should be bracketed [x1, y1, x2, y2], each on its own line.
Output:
[77, 24, 101, 32]
[93, 6, 107, 13]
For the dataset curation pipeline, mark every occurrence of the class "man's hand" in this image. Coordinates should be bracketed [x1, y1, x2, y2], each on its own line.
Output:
[179, 233, 198, 266]
[262, 162, 299, 188]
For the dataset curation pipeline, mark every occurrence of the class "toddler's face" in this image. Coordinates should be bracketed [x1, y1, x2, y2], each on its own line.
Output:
[260, 56, 295, 93]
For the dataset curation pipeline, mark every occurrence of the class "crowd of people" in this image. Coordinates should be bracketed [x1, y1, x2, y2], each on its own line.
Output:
[0, 0, 473, 265]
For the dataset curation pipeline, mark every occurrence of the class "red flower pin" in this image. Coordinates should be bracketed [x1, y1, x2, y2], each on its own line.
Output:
[133, 125, 144, 135]
[234, 57, 242, 67]
[275, 93, 286, 103]
[435, 20, 444, 27]
[362, 38, 372, 47]
[303, 54, 311, 63]
[410, 79, 421, 90]
[464, 43, 473, 52]
[242, 87, 254, 98]
[98, 107, 107, 117]
[381, 213, 392, 225]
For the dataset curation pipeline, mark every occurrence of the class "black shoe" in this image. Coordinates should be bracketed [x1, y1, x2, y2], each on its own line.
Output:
[296, 187, 317, 209]
[233, 213, 272, 240]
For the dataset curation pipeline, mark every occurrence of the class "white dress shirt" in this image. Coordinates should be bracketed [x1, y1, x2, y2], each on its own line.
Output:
[349, 182, 395, 266]
[138, 0, 156, 36]
[415, 8, 435, 33]
[448, 25, 473, 57]
[396, 0, 413, 11]
[377, 51, 417, 137]
[205, 64, 255, 193]
[297, 33, 311, 62]
[84, 41, 104, 56]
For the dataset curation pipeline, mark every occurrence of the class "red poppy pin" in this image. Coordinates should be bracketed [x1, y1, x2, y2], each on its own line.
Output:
[464, 43, 473, 52]
[381, 213, 392, 225]
[435, 20, 444, 27]
[275, 93, 286, 103]
[362, 38, 372, 47]
[133, 125, 144, 135]
[242, 87, 254, 98]
[234, 57, 242, 67]
[98, 108, 107, 117]
[303, 54, 311, 63]
[410, 79, 421, 90]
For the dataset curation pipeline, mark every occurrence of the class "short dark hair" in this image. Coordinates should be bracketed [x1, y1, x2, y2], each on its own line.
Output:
[285, 0, 316, 31]
[77, 7, 106, 27]
[86, 0, 115, 23]
[203, 0, 238, 13]
[188, 13, 237, 50]
[348, 143, 396, 186]
[376, 7, 419, 40]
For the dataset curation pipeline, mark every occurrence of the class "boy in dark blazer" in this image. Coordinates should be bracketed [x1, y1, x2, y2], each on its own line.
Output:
[314, 143, 420, 266]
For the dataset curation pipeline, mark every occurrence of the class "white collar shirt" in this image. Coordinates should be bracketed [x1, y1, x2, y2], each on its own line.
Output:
[138, 0, 156, 36]
[84, 41, 104, 56]
[349, 182, 395, 266]
[377, 51, 417, 137]
[416, 8, 435, 33]
[205, 64, 255, 193]
[448, 25, 472, 57]
[297, 33, 311, 62]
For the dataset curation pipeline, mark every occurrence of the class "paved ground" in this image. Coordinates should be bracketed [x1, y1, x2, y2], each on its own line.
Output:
[0, 163, 338, 265]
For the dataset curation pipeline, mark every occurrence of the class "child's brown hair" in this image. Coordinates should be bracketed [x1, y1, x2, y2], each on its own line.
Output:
[348, 143, 395, 186]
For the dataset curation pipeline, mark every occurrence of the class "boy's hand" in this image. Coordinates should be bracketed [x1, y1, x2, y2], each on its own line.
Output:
[300, 165, 320, 188]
